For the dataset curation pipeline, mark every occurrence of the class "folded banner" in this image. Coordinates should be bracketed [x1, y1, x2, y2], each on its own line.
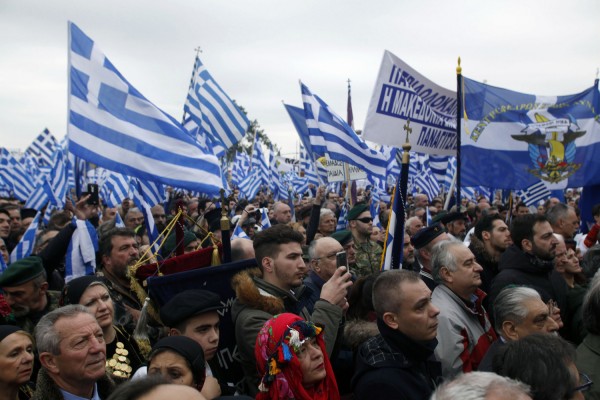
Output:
[461, 77, 600, 189]
[363, 50, 457, 156]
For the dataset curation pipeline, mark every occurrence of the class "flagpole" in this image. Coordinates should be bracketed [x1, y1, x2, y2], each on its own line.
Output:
[455, 57, 463, 207]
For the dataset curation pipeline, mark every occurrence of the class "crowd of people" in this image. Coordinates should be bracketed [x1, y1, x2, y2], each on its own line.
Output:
[0, 185, 599, 400]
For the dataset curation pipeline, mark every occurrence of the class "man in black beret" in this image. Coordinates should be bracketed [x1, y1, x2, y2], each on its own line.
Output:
[160, 289, 234, 396]
[330, 229, 356, 268]
[0, 255, 61, 334]
[348, 203, 382, 278]
[442, 212, 469, 240]
[411, 223, 450, 291]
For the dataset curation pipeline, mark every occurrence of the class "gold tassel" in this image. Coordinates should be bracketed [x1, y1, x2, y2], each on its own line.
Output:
[212, 243, 220, 266]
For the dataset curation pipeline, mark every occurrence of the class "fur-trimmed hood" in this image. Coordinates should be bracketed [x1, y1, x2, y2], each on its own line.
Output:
[344, 319, 379, 350]
[231, 268, 287, 316]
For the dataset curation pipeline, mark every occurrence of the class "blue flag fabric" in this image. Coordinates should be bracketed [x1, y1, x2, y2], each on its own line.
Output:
[10, 211, 41, 263]
[65, 219, 98, 282]
[67, 22, 222, 195]
[381, 155, 407, 270]
[336, 201, 348, 231]
[461, 77, 600, 190]
[516, 181, 551, 207]
[183, 56, 249, 150]
[25, 129, 59, 168]
[0, 251, 7, 272]
[0, 148, 35, 202]
[101, 171, 130, 208]
[131, 178, 164, 254]
[300, 83, 387, 181]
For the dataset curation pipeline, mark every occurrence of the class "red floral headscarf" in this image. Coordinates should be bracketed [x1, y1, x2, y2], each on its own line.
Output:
[255, 313, 339, 400]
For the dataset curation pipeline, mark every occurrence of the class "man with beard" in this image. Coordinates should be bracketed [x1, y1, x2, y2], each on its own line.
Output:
[0, 256, 60, 334]
[97, 228, 142, 327]
[348, 204, 382, 278]
[403, 232, 418, 272]
[468, 215, 512, 301]
[489, 214, 567, 327]
[150, 204, 167, 234]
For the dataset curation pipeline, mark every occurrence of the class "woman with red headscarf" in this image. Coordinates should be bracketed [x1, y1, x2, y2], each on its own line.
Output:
[255, 313, 339, 400]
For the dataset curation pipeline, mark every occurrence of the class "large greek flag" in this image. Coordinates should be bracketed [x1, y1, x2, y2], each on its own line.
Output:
[300, 82, 387, 181]
[461, 77, 600, 189]
[184, 56, 249, 150]
[67, 22, 222, 195]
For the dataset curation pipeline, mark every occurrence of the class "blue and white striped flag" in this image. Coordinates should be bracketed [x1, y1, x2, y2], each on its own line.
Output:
[182, 116, 226, 159]
[336, 201, 348, 231]
[259, 207, 272, 229]
[0, 148, 35, 202]
[101, 172, 130, 208]
[184, 56, 249, 150]
[131, 178, 163, 253]
[25, 128, 59, 167]
[516, 181, 551, 206]
[47, 150, 70, 207]
[414, 169, 441, 201]
[67, 23, 222, 195]
[114, 211, 125, 228]
[251, 138, 269, 185]
[300, 82, 387, 181]
[238, 171, 262, 199]
[444, 157, 457, 192]
[25, 178, 52, 210]
[65, 219, 98, 282]
[231, 223, 250, 240]
[10, 211, 41, 263]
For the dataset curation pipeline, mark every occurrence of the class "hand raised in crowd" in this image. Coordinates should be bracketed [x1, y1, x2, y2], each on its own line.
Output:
[314, 185, 326, 205]
[320, 266, 352, 309]
[65, 194, 98, 221]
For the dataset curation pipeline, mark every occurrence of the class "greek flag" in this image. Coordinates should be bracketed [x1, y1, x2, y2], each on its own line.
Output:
[414, 169, 441, 200]
[131, 178, 163, 253]
[260, 207, 272, 229]
[231, 151, 250, 186]
[0, 251, 7, 272]
[0, 148, 35, 202]
[25, 128, 59, 167]
[251, 138, 269, 185]
[231, 223, 250, 240]
[182, 116, 226, 158]
[300, 82, 387, 181]
[381, 171, 406, 269]
[183, 55, 249, 150]
[25, 178, 52, 210]
[101, 171, 130, 208]
[47, 150, 69, 207]
[10, 211, 41, 263]
[114, 211, 125, 228]
[429, 155, 449, 187]
[67, 22, 222, 195]
[65, 219, 98, 282]
[336, 201, 348, 231]
[516, 181, 551, 206]
[238, 171, 261, 199]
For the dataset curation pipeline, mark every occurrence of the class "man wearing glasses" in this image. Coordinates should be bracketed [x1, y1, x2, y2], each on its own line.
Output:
[348, 204, 382, 278]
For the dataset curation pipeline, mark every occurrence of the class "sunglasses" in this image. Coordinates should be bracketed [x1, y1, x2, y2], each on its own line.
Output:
[355, 217, 373, 224]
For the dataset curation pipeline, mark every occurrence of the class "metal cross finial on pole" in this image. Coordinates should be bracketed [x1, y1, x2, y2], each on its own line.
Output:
[194, 47, 203, 57]
[403, 118, 412, 144]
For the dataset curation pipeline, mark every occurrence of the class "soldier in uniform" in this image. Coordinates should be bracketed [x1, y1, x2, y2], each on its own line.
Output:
[0, 256, 60, 334]
[348, 204, 382, 278]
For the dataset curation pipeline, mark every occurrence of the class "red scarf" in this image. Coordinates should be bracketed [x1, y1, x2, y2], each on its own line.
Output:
[255, 313, 339, 400]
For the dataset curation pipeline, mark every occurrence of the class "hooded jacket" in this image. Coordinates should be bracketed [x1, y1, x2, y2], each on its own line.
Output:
[352, 319, 442, 400]
[230, 268, 343, 396]
[489, 244, 568, 323]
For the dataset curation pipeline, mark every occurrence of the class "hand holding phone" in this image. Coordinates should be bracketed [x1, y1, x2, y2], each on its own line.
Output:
[87, 183, 99, 205]
[336, 251, 349, 273]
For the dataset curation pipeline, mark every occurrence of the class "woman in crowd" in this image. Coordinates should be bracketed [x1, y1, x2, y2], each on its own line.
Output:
[60, 275, 146, 381]
[255, 313, 339, 400]
[147, 336, 206, 392]
[0, 325, 35, 400]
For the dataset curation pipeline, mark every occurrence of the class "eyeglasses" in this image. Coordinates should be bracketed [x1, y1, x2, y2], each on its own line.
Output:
[315, 249, 344, 261]
[355, 217, 373, 224]
[574, 372, 593, 393]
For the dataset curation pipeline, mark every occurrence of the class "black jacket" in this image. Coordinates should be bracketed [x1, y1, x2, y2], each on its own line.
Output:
[352, 319, 442, 400]
[490, 245, 568, 324]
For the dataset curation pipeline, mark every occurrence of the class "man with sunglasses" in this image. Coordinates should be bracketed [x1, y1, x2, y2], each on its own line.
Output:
[348, 204, 382, 278]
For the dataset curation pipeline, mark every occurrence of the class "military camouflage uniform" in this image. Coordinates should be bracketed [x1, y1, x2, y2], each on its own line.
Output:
[353, 239, 383, 278]
[14, 290, 61, 335]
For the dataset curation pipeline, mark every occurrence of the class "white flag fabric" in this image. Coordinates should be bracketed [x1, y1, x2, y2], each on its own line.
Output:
[67, 22, 222, 195]
[363, 50, 457, 156]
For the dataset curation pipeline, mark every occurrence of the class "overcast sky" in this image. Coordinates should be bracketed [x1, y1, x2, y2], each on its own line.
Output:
[1, 0, 598, 157]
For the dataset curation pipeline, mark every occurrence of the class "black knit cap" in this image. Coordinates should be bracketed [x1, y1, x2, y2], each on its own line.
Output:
[160, 289, 222, 328]
[150, 336, 206, 387]
[0, 325, 22, 342]
[60, 275, 107, 306]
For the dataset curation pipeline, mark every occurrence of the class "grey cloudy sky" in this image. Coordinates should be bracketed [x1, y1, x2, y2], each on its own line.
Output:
[1, 0, 598, 156]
